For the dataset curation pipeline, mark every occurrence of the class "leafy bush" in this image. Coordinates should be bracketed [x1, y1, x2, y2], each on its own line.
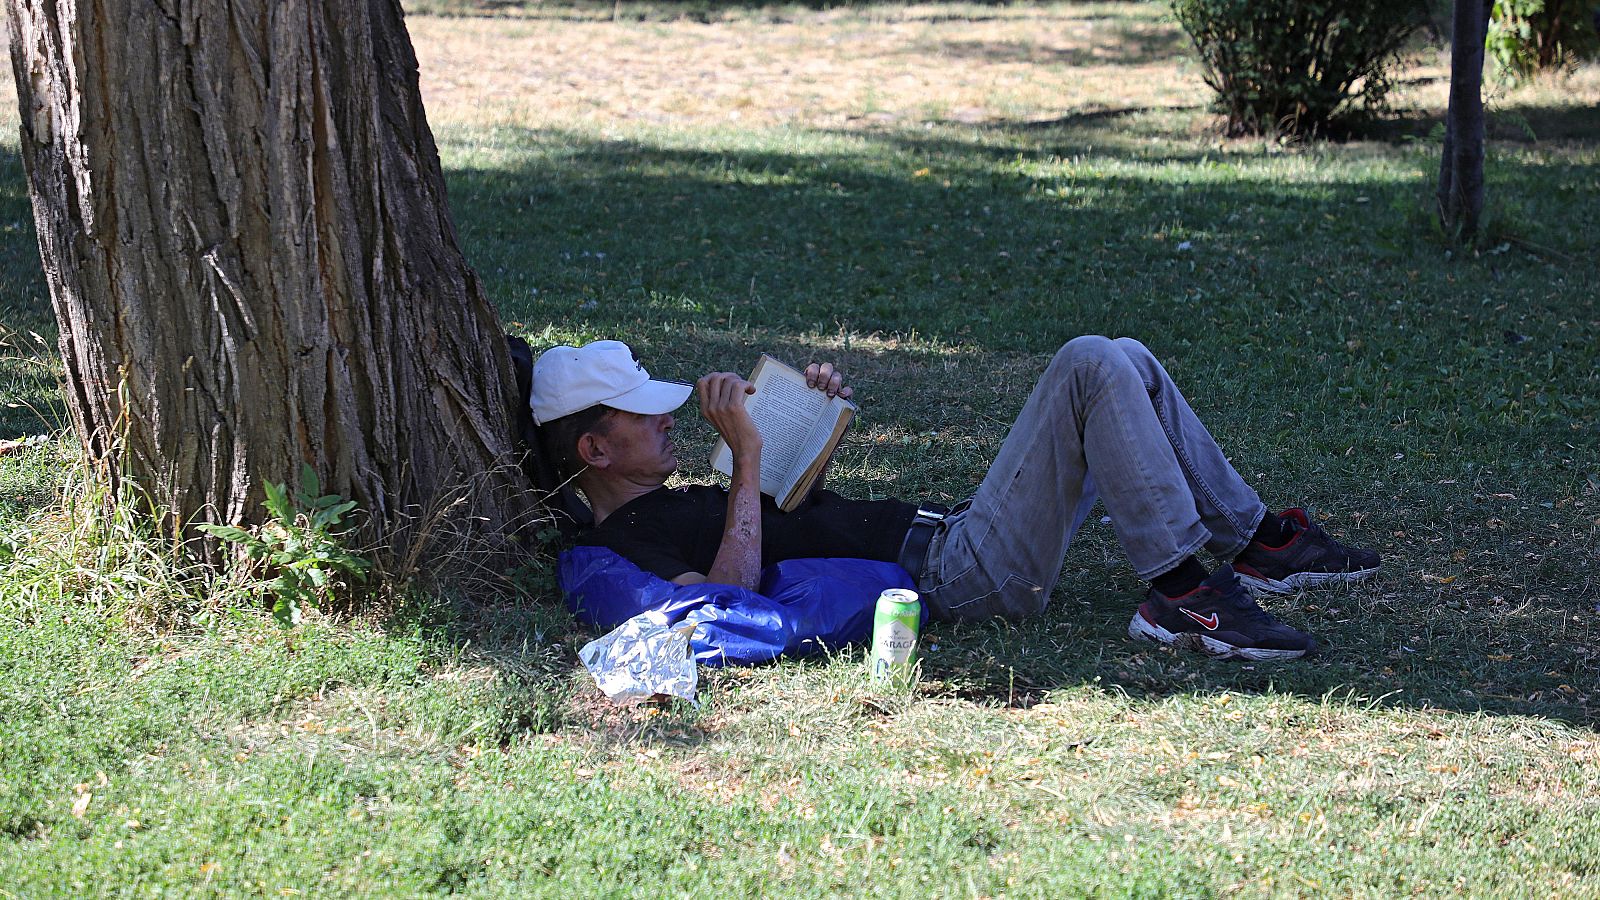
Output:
[200, 465, 369, 627]
[1488, 0, 1600, 79]
[1171, 0, 1428, 136]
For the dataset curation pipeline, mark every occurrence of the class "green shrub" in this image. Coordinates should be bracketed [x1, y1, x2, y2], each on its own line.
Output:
[1171, 0, 1428, 137]
[199, 464, 369, 627]
[1488, 0, 1600, 79]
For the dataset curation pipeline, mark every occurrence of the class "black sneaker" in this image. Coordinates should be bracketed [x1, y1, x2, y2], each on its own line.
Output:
[1128, 565, 1317, 661]
[1233, 508, 1380, 595]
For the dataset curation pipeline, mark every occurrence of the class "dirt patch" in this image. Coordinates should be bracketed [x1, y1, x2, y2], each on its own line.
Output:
[408, 4, 1206, 131]
[407, 6, 1600, 142]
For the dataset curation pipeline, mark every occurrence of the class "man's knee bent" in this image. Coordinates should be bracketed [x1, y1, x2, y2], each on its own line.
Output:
[1111, 336, 1154, 364]
[1111, 336, 1163, 384]
[1046, 335, 1143, 393]
[1052, 334, 1120, 370]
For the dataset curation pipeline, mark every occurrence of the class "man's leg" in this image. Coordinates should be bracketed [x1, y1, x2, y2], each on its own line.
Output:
[1115, 337, 1380, 597]
[918, 335, 1266, 621]
[1109, 337, 1266, 559]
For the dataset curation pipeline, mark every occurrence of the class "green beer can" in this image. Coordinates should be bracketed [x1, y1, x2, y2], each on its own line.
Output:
[870, 588, 922, 684]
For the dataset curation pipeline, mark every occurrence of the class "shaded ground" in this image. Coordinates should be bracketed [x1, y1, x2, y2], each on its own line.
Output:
[400, 4, 1600, 729]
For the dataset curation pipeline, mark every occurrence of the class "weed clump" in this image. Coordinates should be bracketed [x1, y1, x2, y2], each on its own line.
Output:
[201, 464, 369, 628]
[0, 438, 226, 630]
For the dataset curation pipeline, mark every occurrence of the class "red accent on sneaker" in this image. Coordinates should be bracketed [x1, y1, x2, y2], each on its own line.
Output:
[1233, 561, 1265, 579]
[1180, 608, 1220, 630]
[1254, 508, 1310, 551]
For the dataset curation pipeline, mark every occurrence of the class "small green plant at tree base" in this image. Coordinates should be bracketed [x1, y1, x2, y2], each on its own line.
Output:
[199, 464, 369, 627]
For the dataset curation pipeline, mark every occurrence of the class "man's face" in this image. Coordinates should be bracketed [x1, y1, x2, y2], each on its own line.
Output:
[591, 410, 678, 483]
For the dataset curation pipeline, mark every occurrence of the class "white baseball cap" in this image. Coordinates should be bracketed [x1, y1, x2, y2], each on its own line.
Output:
[530, 340, 692, 425]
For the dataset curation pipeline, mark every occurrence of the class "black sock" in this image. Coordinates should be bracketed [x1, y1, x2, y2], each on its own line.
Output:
[1150, 557, 1209, 599]
[1251, 511, 1294, 548]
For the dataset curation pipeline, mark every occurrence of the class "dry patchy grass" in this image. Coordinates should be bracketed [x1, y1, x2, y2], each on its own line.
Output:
[408, 2, 1600, 141]
[411, 3, 1213, 132]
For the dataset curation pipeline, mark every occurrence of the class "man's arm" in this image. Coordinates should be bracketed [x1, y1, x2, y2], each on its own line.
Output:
[672, 372, 763, 589]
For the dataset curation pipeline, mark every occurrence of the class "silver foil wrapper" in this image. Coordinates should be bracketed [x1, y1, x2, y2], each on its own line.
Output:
[579, 611, 700, 706]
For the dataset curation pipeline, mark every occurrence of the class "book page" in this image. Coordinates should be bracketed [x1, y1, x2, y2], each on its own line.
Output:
[778, 402, 852, 504]
[748, 364, 832, 486]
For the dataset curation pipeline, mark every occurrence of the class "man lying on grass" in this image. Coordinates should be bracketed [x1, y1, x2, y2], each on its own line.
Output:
[531, 337, 1379, 661]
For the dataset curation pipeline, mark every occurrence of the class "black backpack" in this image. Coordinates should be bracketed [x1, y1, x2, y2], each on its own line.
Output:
[506, 334, 594, 536]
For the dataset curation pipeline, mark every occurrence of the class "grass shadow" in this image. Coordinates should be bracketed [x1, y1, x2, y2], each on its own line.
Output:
[0, 104, 1594, 735]
[0, 143, 60, 446]
[928, 25, 1189, 68]
[435, 121, 1598, 729]
[1297, 98, 1600, 147]
[1490, 101, 1600, 143]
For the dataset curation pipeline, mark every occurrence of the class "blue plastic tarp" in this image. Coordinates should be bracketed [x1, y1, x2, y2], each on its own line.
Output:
[559, 545, 918, 666]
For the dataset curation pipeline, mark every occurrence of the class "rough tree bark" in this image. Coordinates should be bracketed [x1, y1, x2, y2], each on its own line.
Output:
[5, 0, 536, 561]
[1438, 0, 1488, 241]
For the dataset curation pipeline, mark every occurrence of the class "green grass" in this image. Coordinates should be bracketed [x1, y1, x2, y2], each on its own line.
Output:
[2, 2, 1599, 895]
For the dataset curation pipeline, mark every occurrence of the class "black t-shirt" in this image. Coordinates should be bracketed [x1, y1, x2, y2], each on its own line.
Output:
[577, 485, 918, 581]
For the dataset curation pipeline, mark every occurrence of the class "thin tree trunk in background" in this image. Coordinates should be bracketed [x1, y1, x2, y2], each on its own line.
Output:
[5, 0, 536, 563]
[1439, 0, 1488, 241]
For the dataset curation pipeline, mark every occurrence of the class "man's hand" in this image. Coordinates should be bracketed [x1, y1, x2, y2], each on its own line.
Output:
[804, 362, 853, 400]
[696, 372, 761, 456]
[800, 362, 853, 501]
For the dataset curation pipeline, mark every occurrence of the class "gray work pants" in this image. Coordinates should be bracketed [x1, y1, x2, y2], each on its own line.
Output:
[917, 336, 1267, 621]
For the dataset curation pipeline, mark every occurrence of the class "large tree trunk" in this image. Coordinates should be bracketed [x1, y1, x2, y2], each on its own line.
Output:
[1438, 0, 1488, 242]
[5, 0, 535, 562]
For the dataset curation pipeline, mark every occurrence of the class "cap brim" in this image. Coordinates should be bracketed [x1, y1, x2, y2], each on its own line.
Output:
[605, 379, 693, 416]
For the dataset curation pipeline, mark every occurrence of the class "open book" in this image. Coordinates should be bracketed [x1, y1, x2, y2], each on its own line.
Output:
[710, 355, 857, 512]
